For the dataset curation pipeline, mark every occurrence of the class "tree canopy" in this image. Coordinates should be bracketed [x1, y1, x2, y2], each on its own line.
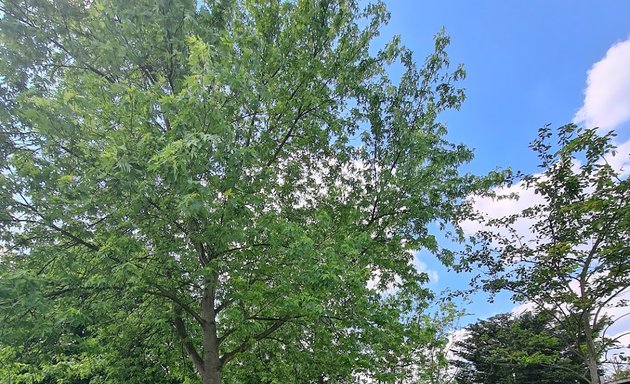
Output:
[460, 124, 630, 384]
[0, 1, 490, 383]
[453, 311, 588, 384]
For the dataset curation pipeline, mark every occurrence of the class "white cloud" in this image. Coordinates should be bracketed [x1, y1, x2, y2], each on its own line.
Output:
[366, 267, 397, 293]
[462, 137, 630, 239]
[367, 251, 440, 294]
[574, 37, 630, 132]
[413, 256, 439, 284]
[602, 289, 630, 343]
[603, 137, 630, 177]
[510, 301, 536, 316]
[460, 178, 544, 238]
[573, 37, 630, 177]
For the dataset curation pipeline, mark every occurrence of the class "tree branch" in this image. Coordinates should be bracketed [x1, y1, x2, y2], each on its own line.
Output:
[173, 304, 205, 375]
[220, 316, 295, 365]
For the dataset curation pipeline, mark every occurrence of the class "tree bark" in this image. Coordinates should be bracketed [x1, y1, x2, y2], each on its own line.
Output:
[201, 278, 223, 384]
[583, 315, 601, 384]
[172, 304, 205, 376]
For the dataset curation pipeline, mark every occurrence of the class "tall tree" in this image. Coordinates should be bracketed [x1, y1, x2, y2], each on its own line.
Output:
[0, 0, 488, 383]
[459, 124, 630, 384]
[453, 311, 588, 384]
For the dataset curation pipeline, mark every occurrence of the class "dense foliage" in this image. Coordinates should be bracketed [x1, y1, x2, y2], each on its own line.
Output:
[460, 124, 630, 384]
[0, 0, 491, 383]
[453, 311, 589, 384]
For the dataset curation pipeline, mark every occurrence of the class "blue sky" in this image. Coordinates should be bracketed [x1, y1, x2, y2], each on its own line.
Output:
[375, 1, 630, 332]
[382, 0, 630, 174]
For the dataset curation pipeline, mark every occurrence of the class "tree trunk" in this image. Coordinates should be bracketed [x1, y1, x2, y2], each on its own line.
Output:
[201, 279, 223, 384]
[583, 315, 600, 384]
[586, 352, 600, 384]
[202, 367, 222, 384]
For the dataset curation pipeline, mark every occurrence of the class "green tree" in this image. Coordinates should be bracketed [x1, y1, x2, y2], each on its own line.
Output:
[0, 0, 490, 383]
[453, 311, 589, 384]
[459, 124, 630, 384]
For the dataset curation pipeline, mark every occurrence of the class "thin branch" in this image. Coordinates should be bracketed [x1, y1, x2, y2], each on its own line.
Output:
[221, 316, 302, 365]
[146, 288, 204, 325]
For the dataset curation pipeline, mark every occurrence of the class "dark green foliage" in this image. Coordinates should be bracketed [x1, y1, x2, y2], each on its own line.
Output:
[454, 311, 589, 384]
